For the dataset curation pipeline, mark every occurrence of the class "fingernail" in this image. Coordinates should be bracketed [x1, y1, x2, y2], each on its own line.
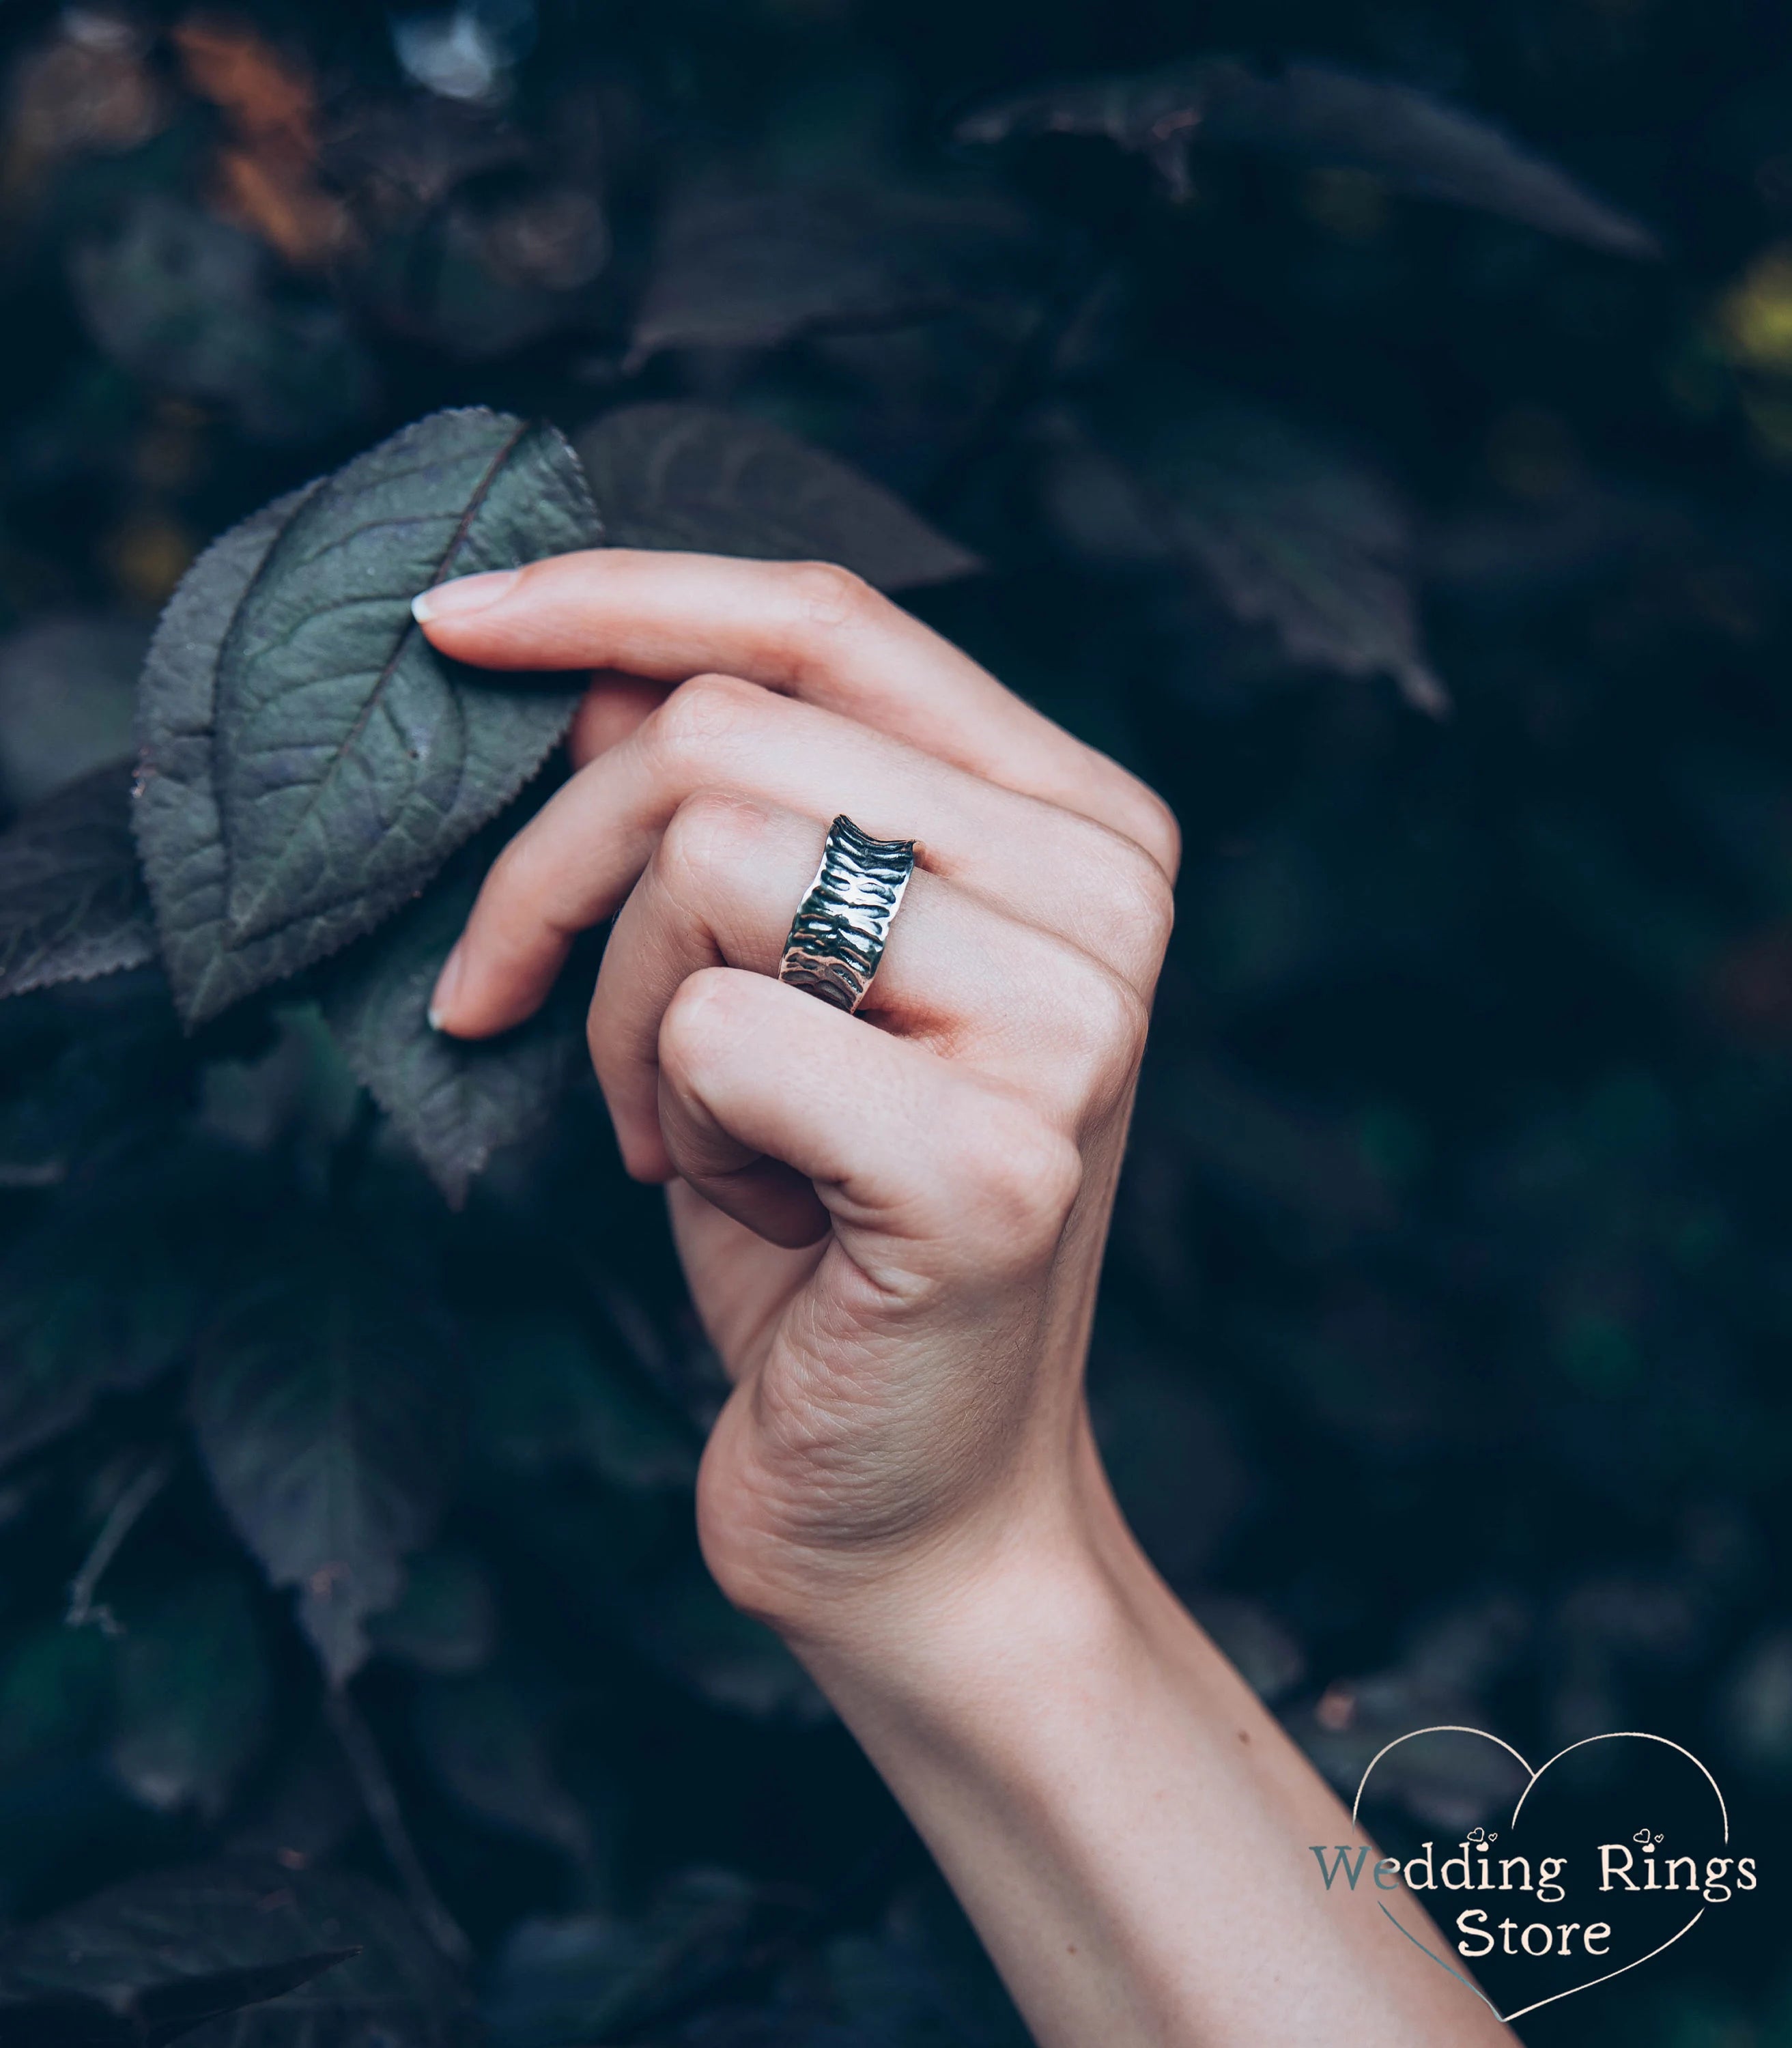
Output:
[427, 941, 466, 1031]
[412, 568, 517, 624]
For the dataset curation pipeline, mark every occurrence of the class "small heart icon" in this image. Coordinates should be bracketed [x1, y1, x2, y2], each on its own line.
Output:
[1350, 1727, 1732, 2023]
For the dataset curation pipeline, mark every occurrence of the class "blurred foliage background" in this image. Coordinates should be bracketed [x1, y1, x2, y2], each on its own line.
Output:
[0, 0, 1790, 2042]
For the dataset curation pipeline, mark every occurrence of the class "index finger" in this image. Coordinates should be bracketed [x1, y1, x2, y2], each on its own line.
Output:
[411, 549, 1179, 877]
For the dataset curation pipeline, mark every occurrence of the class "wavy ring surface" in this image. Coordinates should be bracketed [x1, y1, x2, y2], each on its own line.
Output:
[777, 815, 918, 1013]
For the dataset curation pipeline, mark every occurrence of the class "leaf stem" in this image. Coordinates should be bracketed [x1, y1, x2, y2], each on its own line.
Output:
[323, 1684, 473, 1969]
[66, 1453, 173, 1634]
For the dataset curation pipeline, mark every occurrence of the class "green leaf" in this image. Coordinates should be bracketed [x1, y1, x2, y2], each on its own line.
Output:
[213, 411, 595, 952]
[487, 1871, 776, 2048]
[190, 1236, 460, 1685]
[0, 1952, 357, 2048]
[627, 182, 1046, 366]
[469, 1306, 696, 1494]
[317, 859, 585, 1207]
[0, 1014, 195, 1192]
[354, 189, 610, 362]
[0, 1151, 232, 1472]
[824, 1881, 1033, 2048]
[110, 1573, 272, 1820]
[136, 487, 322, 1027]
[575, 403, 980, 591]
[0, 614, 147, 811]
[366, 1547, 496, 1675]
[0, 1859, 475, 2047]
[1055, 390, 1447, 714]
[0, 1623, 112, 1775]
[136, 409, 602, 1026]
[414, 1671, 591, 1864]
[0, 763, 158, 1000]
[195, 1004, 364, 1163]
[958, 57, 1658, 253]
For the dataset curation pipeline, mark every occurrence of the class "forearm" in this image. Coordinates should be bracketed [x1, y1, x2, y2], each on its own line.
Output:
[414, 552, 1483, 2040]
[780, 1436, 1510, 2048]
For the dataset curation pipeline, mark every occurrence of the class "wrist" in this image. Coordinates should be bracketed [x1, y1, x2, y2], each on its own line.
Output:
[730, 1415, 1174, 1713]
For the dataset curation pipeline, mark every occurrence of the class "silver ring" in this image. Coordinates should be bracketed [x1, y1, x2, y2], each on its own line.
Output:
[778, 815, 918, 1013]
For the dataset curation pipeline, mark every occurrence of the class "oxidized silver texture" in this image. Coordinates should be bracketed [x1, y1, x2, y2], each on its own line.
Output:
[778, 814, 918, 1012]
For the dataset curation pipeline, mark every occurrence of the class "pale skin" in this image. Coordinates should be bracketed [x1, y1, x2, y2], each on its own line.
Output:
[413, 551, 1513, 2048]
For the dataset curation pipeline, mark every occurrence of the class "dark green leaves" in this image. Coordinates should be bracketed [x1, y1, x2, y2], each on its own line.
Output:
[1053, 388, 1445, 713]
[367, 1548, 497, 1674]
[0, 1861, 475, 2047]
[0, 1953, 356, 2048]
[0, 1623, 112, 1776]
[959, 57, 1658, 253]
[214, 414, 593, 962]
[627, 183, 1045, 364]
[191, 1238, 460, 1683]
[574, 403, 980, 591]
[414, 1672, 591, 1864]
[136, 488, 321, 1027]
[110, 1574, 272, 1821]
[0, 615, 146, 810]
[0, 763, 158, 999]
[631, 1556, 829, 1724]
[318, 862, 584, 1208]
[136, 409, 602, 1027]
[468, 1305, 697, 1494]
[71, 195, 378, 446]
[487, 1872, 779, 2048]
[0, 1153, 230, 1472]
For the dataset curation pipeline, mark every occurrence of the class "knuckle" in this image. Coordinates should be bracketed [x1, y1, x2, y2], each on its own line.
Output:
[1121, 780, 1182, 879]
[644, 671, 766, 765]
[1102, 834, 1178, 958]
[950, 1103, 1083, 1264]
[655, 790, 776, 905]
[481, 823, 549, 910]
[782, 558, 877, 631]
[508, 553, 566, 603]
[1059, 956, 1152, 1101]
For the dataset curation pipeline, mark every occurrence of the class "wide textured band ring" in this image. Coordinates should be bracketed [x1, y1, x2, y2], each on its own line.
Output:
[778, 815, 918, 1014]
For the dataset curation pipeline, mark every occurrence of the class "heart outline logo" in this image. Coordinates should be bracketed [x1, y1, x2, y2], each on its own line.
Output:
[1350, 1726, 1730, 2024]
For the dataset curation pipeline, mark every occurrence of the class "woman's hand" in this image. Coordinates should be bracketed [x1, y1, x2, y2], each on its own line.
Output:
[416, 551, 1508, 2048]
[415, 548, 1178, 1634]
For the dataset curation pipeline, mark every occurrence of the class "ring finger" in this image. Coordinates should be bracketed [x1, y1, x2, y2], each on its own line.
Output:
[591, 791, 1146, 1182]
